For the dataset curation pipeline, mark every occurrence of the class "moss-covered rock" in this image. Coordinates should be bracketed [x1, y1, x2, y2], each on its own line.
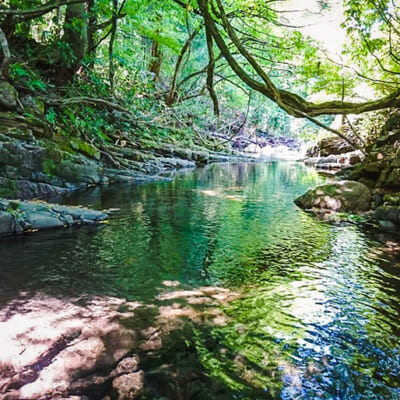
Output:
[70, 138, 101, 160]
[294, 180, 371, 213]
[0, 81, 18, 110]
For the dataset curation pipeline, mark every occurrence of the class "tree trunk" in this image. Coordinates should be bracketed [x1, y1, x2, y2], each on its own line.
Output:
[55, 2, 88, 85]
[87, 0, 97, 67]
[149, 40, 162, 81]
[205, 24, 219, 116]
[108, 0, 118, 91]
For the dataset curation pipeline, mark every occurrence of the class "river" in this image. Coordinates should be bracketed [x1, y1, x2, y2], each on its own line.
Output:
[0, 162, 400, 399]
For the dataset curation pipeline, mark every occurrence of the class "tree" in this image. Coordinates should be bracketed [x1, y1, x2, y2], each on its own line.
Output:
[194, 0, 400, 120]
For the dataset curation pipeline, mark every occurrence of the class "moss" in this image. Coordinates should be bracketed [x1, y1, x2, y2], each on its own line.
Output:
[0, 179, 17, 199]
[7, 201, 20, 211]
[42, 158, 59, 177]
[383, 193, 400, 205]
[70, 138, 101, 160]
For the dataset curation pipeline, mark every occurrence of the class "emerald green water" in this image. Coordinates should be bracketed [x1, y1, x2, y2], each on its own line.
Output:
[1, 162, 400, 399]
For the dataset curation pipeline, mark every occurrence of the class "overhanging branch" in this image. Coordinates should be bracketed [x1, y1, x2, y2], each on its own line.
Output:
[198, 0, 400, 118]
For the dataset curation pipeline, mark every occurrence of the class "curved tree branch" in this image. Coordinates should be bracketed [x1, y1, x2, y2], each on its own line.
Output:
[197, 0, 400, 118]
[0, 0, 87, 25]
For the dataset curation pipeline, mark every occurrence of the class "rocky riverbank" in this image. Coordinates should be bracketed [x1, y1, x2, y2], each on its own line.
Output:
[296, 114, 400, 233]
[0, 80, 255, 201]
[302, 135, 363, 172]
[0, 128, 250, 200]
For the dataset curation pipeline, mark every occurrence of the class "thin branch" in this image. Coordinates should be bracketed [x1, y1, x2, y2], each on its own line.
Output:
[0, 0, 87, 24]
[166, 25, 202, 106]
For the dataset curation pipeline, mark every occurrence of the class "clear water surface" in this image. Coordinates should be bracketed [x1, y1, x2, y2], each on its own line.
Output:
[0, 162, 399, 399]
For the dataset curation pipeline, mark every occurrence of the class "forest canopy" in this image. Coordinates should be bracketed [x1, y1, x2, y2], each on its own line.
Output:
[0, 0, 399, 141]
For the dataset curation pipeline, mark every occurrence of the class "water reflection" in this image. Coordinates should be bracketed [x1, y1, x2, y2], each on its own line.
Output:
[0, 162, 400, 399]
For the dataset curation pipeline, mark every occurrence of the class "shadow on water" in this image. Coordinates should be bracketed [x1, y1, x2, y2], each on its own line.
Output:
[0, 162, 400, 399]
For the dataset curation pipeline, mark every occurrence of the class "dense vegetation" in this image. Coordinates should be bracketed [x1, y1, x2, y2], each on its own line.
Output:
[0, 0, 399, 150]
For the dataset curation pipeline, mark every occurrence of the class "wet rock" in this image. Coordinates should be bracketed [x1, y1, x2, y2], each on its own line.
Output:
[27, 212, 65, 229]
[0, 199, 107, 236]
[377, 219, 398, 232]
[112, 371, 144, 400]
[15, 180, 69, 200]
[0, 81, 17, 110]
[375, 206, 400, 223]
[0, 210, 16, 234]
[294, 181, 372, 213]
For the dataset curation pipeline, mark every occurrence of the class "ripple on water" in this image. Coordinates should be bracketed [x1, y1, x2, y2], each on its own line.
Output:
[0, 162, 400, 399]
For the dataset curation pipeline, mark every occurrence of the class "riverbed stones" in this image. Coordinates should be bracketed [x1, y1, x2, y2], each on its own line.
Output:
[294, 180, 372, 213]
[0, 294, 139, 399]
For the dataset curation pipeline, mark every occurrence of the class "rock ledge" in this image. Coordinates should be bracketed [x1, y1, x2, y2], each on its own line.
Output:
[0, 199, 107, 236]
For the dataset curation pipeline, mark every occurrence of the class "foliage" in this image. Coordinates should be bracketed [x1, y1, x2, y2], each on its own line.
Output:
[9, 63, 48, 91]
[1, 0, 399, 146]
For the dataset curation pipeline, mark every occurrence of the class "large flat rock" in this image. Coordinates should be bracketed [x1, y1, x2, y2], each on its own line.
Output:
[0, 199, 107, 236]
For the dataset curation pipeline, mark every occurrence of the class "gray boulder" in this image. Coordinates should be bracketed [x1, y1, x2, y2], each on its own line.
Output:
[295, 180, 372, 212]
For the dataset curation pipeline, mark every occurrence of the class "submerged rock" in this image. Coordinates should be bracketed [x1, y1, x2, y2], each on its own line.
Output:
[0, 295, 139, 399]
[0, 199, 107, 236]
[294, 181, 371, 213]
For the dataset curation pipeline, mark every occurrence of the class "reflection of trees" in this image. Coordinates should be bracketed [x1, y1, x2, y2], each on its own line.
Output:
[1, 163, 400, 398]
[0, 162, 325, 303]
